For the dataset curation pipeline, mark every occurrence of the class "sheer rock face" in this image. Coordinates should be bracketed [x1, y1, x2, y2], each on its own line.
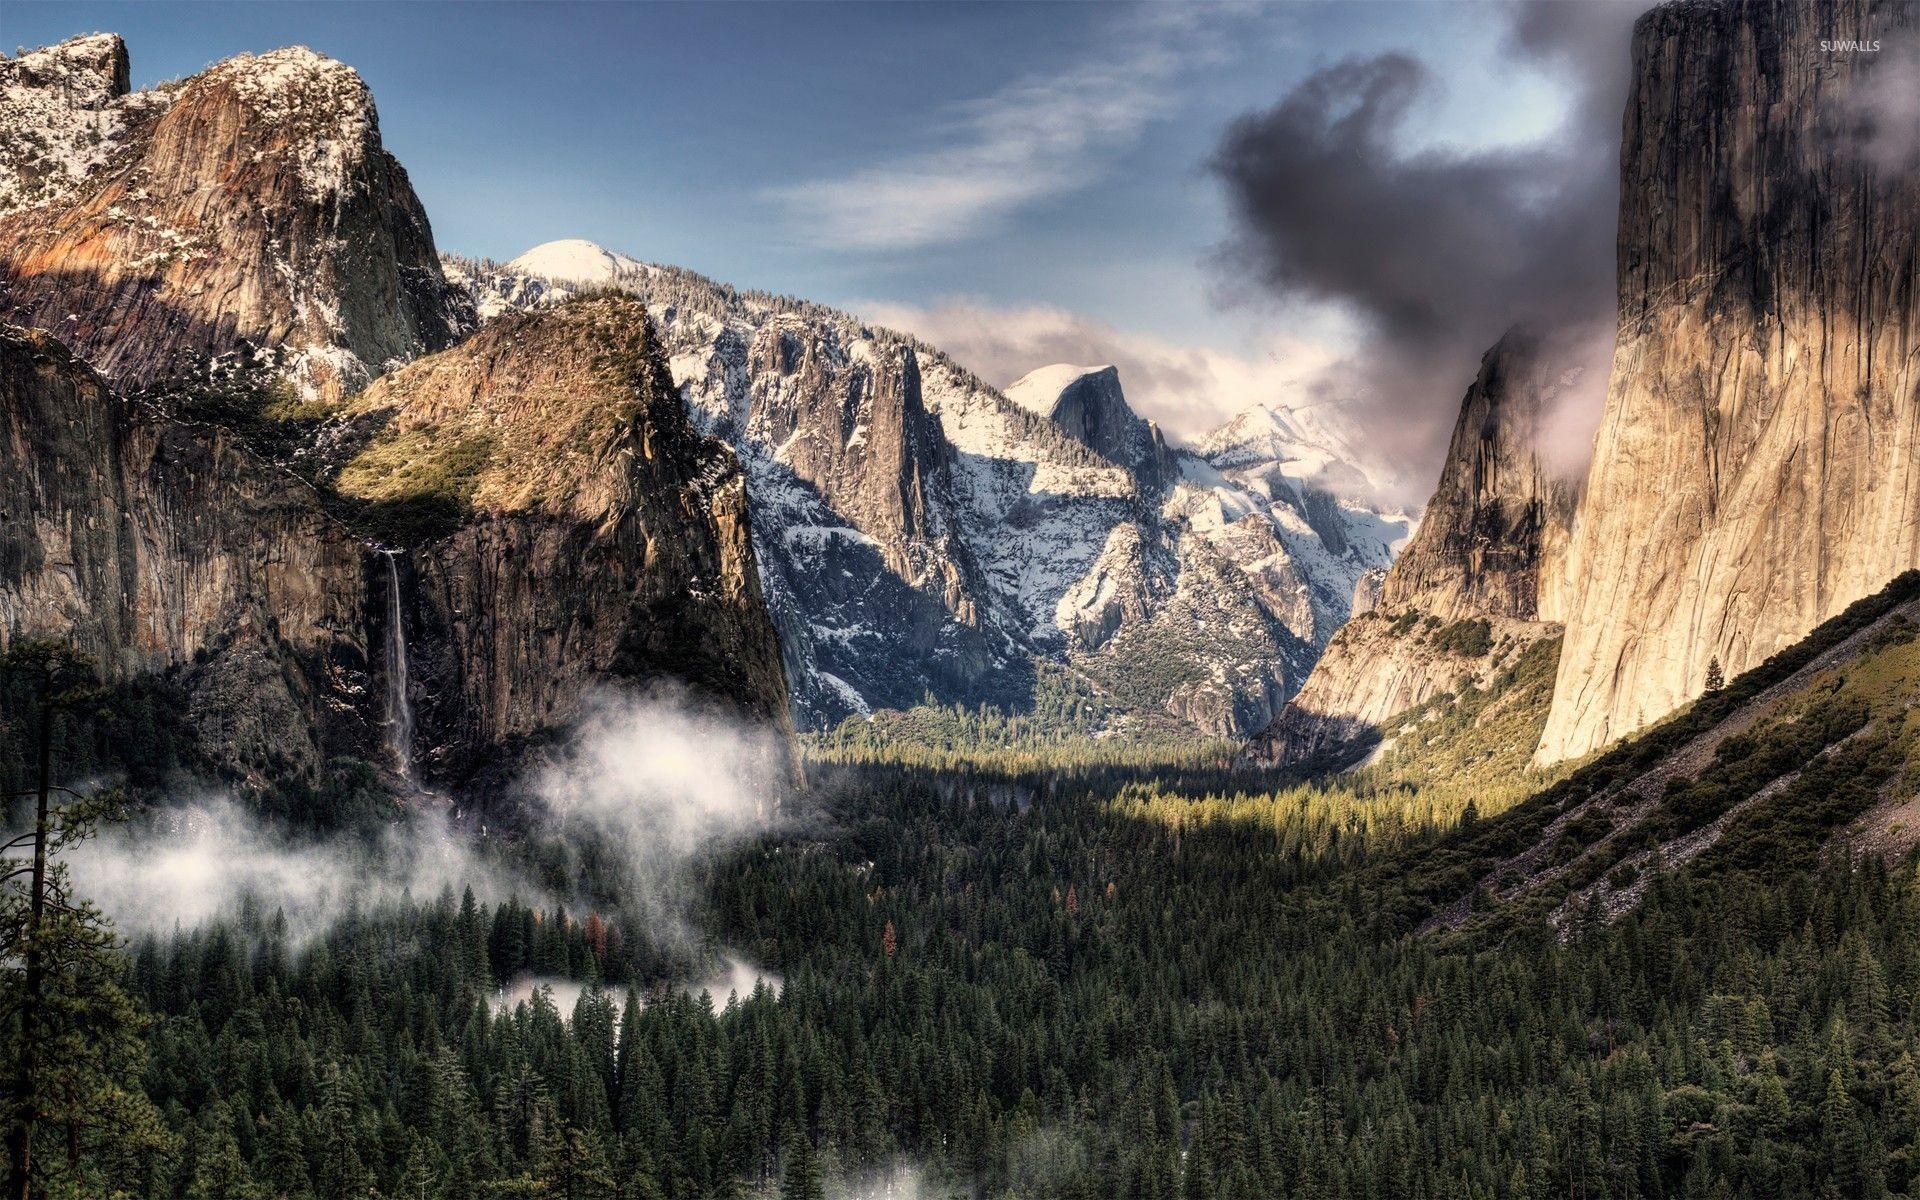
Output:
[0, 300, 792, 791]
[731, 317, 1019, 717]
[0, 37, 466, 401]
[1243, 331, 1575, 768]
[0, 323, 374, 781]
[0, 39, 793, 795]
[1535, 0, 1920, 763]
[1004, 364, 1174, 493]
[337, 298, 793, 786]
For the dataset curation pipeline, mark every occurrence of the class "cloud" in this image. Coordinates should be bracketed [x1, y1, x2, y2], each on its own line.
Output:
[860, 296, 1346, 444]
[1829, 31, 1920, 173]
[772, 6, 1274, 250]
[1207, 0, 1640, 492]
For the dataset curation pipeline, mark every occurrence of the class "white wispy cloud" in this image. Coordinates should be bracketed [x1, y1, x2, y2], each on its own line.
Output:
[771, 5, 1273, 250]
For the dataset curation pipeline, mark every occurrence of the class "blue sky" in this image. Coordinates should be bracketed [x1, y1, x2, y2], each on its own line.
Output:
[4, 1, 1589, 458]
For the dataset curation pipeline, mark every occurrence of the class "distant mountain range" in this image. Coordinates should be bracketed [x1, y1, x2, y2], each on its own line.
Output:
[444, 240, 1410, 735]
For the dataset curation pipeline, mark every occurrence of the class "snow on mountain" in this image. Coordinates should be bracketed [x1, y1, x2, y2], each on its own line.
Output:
[1, 34, 465, 403]
[1003, 363, 1110, 415]
[1196, 399, 1389, 505]
[505, 238, 652, 286]
[0, 34, 157, 217]
[442, 241, 1412, 736]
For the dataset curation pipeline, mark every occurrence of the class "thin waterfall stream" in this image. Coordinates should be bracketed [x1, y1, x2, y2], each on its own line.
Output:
[382, 550, 415, 780]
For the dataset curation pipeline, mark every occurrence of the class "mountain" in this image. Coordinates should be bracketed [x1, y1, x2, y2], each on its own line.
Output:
[0, 38, 790, 794]
[1194, 396, 1391, 506]
[0, 35, 466, 402]
[445, 245, 1410, 735]
[1533, 0, 1920, 763]
[330, 296, 791, 787]
[1003, 363, 1173, 491]
[1242, 328, 1578, 768]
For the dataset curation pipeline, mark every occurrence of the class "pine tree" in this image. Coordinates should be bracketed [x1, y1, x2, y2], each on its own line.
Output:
[779, 1129, 823, 1200]
[1, 641, 160, 1200]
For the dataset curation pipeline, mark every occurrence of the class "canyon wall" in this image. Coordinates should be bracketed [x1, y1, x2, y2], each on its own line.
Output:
[1536, 0, 1920, 762]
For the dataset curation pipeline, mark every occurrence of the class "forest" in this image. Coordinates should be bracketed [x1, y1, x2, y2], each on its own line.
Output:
[3, 626, 1918, 1200]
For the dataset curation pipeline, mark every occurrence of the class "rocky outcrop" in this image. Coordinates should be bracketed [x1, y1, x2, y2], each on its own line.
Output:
[335, 297, 792, 786]
[1243, 331, 1576, 768]
[1379, 329, 1578, 622]
[1535, 0, 1920, 763]
[0, 36, 466, 401]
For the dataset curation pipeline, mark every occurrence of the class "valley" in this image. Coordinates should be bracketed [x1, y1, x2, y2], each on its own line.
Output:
[2, 1, 1917, 1197]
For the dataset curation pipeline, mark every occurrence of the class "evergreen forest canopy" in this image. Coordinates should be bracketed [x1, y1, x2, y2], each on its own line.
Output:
[2, 577, 1918, 1200]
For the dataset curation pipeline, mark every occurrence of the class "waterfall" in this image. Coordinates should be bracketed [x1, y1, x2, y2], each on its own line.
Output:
[382, 551, 415, 779]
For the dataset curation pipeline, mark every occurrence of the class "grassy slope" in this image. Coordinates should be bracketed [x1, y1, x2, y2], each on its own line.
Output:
[1349, 570, 1920, 938]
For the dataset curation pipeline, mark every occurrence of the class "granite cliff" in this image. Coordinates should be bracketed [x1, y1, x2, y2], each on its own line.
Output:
[1535, 0, 1920, 763]
[0, 35, 466, 402]
[0, 38, 791, 797]
[332, 297, 792, 787]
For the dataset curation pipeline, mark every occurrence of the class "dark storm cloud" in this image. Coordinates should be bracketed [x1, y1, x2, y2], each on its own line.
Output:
[1209, 1, 1642, 500]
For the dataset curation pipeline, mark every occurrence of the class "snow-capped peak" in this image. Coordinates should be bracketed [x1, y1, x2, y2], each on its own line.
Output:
[1002, 363, 1116, 418]
[1194, 399, 1407, 515]
[506, 239, 651, 286]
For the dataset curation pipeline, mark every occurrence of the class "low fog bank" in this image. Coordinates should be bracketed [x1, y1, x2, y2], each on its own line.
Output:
[42, 687, 792, 999]
[529, 686, 786, 899]
[64, 798, 521, 940]
[492, 955, 784, 1020]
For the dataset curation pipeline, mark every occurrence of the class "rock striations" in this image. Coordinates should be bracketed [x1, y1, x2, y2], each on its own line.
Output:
[0, 321, 369, 782]
[1243, 329, 1578, 768]
[0, 36, 466, 402]
[1534, 0, 1920, 763]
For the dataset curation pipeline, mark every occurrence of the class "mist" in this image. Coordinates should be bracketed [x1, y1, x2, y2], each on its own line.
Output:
[64, 797, 524, 940]
[51, 686, 789, 966]
[494, 955, 784, 1021]
[1829, 31, 1920, 173]
[528, 685, 785, 893]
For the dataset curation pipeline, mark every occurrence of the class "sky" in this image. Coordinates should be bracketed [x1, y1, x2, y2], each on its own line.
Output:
[4, 0, 1641, 499]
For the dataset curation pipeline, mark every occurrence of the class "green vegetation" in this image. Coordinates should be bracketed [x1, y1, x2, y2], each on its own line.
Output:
[9, 761, 1915, 1199]
[333, 428, 499, 546]
[805, 666, 1238, 773]
[1360, 571, 1920, 936]
[0, 644, 171, 1200]
[3, 573, 1916, 1198]
[1427, 617, 1493, 658]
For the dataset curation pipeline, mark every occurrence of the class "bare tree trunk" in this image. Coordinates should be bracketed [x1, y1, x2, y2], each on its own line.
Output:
[6, 691, 50, 1200]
